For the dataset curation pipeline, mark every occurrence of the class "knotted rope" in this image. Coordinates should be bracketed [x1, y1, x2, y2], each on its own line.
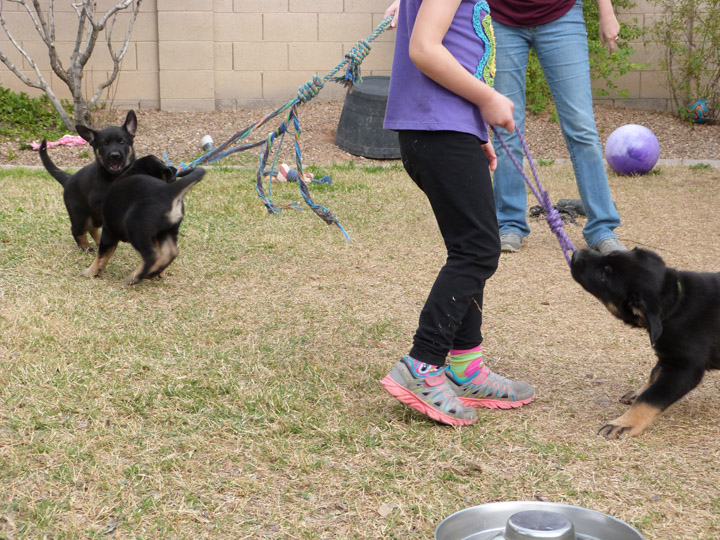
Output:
[491, 126, 576, 265]
[174, 16, 394, 241]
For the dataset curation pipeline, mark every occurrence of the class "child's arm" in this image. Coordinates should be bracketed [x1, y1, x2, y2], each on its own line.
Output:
[409, 0, 515, 133]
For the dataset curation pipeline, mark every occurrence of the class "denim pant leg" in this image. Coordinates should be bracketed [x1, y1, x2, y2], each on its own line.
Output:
[534, 2, 621, 247]
[492, 22, 533, 238]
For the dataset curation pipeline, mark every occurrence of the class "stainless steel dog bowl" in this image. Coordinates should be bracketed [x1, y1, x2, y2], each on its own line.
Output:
[435, 502, 645, 540]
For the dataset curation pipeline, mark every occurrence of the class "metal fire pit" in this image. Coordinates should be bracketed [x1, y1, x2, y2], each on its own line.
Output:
[435, 502, 645, 540]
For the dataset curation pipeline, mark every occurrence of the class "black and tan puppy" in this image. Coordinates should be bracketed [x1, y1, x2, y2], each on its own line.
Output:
[81, 165, 205, 285]
[39, 110, 137, 250]
[571, 247, 720, 438]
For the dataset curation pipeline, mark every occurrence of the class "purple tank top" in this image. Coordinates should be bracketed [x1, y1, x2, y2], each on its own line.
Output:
[383, 0, 495, 142]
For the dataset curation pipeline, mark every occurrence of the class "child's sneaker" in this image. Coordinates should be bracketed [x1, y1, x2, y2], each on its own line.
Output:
[380, 357, 477, 426]
[445, 362, 535, 409]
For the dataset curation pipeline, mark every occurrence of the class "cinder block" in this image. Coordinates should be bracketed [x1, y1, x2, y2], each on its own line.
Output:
[136, 42, 160, 72]
[290, 0, 343, 12]
[613, 98, 672, 112]
[86, 41, 138, 71]
[21, 41, 74, 72]
[160, 70, 214, 100]
[0, 70, 46, 98]
[158, 41, 214, 70]
[262, 70, 315, 100]
[215, 70, 262, 100]
[107, 71, 160, 102]
[319, 13, 371, 42]
[349, 40, 393, 71]
[157, 0, 213, 12]
[592, 71, 640, 99]
[49, 72, 74, 100]
[2, 11, 49, 39]
[95, 0, 148, 11]
[0, 43, 26, 71]
[344, 0, 391, 13]
[264, 13, 317, 42]
[138, 98, 162, 110]
[125, 12, 159, 42]
[160, 98, 216, 112]
[214, 0, 233, 12]
[233, 42, 287, 70]
[213, 13, 263, 42]
[158, 12, 214, 42]
[214, 43, 233, 71]
[234, 0, 288, 12]
[640, 70, 671, 99]
[289, 42, 342, 71]
[627, 44, 663, 70]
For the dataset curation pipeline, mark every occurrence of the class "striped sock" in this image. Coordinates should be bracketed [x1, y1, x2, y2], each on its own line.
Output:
[447, 345, 486, 384]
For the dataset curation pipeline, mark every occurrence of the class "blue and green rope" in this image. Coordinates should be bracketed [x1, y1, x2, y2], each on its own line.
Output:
[176, 16, 393, 241]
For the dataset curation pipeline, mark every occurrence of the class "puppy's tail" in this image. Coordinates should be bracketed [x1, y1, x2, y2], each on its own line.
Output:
[168, 167, 205, 200]
[39, 140, 71, 187]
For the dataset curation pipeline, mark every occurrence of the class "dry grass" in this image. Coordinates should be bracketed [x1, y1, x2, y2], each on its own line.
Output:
[1, 161, 720, 539]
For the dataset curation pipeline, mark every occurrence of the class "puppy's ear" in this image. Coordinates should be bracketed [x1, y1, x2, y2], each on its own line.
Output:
[629, 296, 663, 346]
[123, 110, 138, 137]
[76, 125, 96, 145]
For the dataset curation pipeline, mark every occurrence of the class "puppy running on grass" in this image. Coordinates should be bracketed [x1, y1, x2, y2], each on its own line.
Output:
[39, 111, 137, 251]
[82, 161, 205, 285]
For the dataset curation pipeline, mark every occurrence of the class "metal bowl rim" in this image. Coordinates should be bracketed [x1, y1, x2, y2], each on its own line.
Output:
[435, 501, 645, 540]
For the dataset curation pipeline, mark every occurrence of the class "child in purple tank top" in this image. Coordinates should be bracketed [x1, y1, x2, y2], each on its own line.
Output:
[379, 0, 536, 426]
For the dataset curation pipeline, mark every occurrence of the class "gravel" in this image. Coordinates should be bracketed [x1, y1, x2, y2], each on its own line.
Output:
[2, 101, 719, 169]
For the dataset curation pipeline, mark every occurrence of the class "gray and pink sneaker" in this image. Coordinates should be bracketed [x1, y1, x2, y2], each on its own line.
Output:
[444, 362, 535, 409]
[380, 357, 477, 426]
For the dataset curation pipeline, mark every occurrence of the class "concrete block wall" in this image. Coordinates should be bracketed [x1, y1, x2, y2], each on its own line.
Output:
[593, 0, 673, 112]
[0, 0, 672, 112]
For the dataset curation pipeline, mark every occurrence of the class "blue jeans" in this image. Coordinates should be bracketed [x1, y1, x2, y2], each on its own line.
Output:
[492, 1, 621, 248]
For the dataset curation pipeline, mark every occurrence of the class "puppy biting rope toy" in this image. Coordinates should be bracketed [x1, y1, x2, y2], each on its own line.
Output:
[174, 16, 394, 242]
[491, 126, 576, 265]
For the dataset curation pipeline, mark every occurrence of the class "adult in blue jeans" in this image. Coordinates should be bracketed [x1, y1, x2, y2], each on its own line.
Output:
[488, 0, 627, 254]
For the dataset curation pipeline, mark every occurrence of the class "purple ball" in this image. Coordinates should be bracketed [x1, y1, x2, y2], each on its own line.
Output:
[604, 124, 660, 175]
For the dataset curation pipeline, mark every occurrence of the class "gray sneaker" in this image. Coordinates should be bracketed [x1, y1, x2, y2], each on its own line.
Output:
[380, 357, 477, 426]
[500, 233, 523, 253]
[445, 364, 535, 409]
[594, 237, 627, 254]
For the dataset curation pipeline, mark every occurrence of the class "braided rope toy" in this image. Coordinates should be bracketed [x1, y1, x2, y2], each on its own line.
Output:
[491, 126, 577, 265]
[174, 16, 394, 242]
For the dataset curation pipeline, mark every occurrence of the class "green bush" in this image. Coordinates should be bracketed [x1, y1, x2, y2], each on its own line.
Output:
[647, 0, 720, 122]
[0, 86, 69, 145]
[525, 0, 645, 115]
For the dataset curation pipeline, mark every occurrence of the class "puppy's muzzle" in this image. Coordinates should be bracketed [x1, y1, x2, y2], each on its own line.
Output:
[106, 151, 126, 172]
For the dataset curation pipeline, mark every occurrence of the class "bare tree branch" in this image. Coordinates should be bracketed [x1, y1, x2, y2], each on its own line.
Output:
[0, 0, 143, 130]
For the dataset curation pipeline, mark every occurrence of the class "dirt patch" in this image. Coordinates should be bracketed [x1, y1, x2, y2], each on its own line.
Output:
[3, 101, 720, 169]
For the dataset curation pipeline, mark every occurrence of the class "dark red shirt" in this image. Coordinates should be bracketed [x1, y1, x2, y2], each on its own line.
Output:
[487, 0, 577, 27]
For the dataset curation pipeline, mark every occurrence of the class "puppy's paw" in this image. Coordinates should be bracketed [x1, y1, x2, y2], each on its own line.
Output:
[123, 274, 141, 285]
[598, 402, 660, 439]
[598, 421, 642, 439]
[619, 390, 640, 405]
[80, 268, 99, 278]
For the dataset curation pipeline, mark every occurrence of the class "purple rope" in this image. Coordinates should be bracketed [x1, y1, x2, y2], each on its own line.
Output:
[491, 126, 576, 265]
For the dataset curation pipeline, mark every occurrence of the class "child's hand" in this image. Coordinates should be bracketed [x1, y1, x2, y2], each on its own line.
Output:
[479, 90, 515, 132]
[482, 141, 498, 171]
[384, 0, 401, 28]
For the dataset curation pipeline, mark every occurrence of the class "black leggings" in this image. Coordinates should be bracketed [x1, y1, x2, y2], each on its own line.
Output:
[399, 130, 500, 367]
